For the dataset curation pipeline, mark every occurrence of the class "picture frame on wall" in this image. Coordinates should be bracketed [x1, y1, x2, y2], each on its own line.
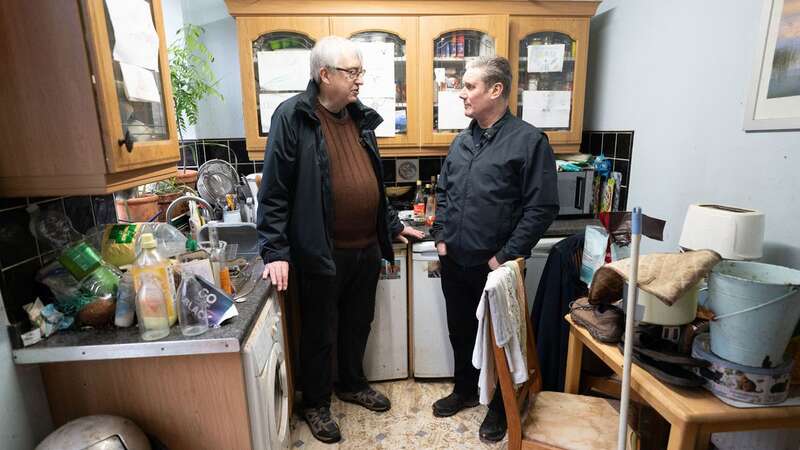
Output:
[744, 0, 800, 131]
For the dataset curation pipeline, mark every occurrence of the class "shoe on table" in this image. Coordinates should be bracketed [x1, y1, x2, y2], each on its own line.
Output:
[432, 391, 479, 417]
[303, 406, 341, 444]
[336, 386, 391, 412]
[479, 408, 507, 442]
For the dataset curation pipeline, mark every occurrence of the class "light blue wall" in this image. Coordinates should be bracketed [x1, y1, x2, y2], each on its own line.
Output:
[584, 0, 800, 268]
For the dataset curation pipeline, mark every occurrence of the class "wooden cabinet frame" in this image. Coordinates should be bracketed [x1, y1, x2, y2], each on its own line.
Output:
[419, 15, 509, 146]
[236, 17, 330, 160]
[331, 17, 421, 152]
[510, 16, 590, 153]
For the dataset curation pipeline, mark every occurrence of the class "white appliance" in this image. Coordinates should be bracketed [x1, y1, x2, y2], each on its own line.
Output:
[364, 244, 408, 381]
[524, 237, 567, 316]
[242, 289, 290, 450]
[411, 241, 454, 378]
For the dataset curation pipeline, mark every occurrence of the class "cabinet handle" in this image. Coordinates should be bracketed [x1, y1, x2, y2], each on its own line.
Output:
[118, 131, 134, 153]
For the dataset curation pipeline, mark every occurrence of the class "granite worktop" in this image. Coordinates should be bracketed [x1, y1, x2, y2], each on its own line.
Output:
[13, 261, 272, 365]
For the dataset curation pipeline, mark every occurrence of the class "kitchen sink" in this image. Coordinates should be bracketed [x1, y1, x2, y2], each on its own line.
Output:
[198, 222, 259, 258]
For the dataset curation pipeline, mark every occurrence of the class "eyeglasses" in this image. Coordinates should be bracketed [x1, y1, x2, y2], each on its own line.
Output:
[335, 67, 366, 80]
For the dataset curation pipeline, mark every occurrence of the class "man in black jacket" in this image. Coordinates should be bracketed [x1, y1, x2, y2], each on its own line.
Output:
[257, 36, 422, 443]
[430, 56, 559, 441]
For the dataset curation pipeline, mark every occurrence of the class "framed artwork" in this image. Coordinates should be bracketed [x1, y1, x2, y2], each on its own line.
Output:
[744, 0, 800, 131]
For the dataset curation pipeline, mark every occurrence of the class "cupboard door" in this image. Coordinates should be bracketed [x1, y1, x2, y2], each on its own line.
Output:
[419, 15, 508, 146]
[510, 17, 589, 152]
[85, 0, 180, 172]
[236, 17, 330, 159]
[331, 17, 420, 150]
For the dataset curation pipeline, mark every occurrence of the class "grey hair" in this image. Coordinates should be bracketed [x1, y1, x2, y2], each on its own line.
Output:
[310, 36, 363, 83]
[467, 56, 512, 99]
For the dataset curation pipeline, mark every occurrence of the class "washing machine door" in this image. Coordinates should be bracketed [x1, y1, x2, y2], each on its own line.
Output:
[258, 330, 289, 449]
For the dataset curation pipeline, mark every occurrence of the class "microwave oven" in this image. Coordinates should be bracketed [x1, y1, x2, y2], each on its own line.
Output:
[557, 169, 594, 216]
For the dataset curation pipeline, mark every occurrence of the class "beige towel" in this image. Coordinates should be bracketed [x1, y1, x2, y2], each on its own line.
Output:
[588, 250, 721, 306]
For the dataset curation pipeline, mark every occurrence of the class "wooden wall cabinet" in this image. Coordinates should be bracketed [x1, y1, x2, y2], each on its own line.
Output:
[0, 0, 180, 197]
[226, 0, 600, 159]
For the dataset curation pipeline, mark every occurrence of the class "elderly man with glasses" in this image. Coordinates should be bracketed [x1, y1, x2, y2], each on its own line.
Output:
[257, 35, 422, 443]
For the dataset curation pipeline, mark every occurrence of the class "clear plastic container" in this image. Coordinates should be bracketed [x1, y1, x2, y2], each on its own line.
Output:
[132, 233, 177, 325]
[135, 272, 170, 341]
[177, 274, 209, 336]
[114, 272, 135, 327]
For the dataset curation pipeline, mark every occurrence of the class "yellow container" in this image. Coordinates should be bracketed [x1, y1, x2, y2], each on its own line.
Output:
[132, 234, 177, 325]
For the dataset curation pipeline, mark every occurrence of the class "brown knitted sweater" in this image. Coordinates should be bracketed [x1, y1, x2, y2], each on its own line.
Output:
[316, 103, 379, 248]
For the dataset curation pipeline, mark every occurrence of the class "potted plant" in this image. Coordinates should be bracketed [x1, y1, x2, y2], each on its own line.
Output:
[114, 186, 160, 223]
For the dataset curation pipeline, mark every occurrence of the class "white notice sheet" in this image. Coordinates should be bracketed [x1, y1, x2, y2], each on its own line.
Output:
[106, 0, 160, 71]
[120, 62, 161, 103]
[527, 44, 565, 73]
[437, 90, 471, 130]
[259, 93, 295, 133]
[257, 50, 311, 91]
[356, 42, 396, 98]
[522, 90, 571, 128]
[360, 97, 396, 137]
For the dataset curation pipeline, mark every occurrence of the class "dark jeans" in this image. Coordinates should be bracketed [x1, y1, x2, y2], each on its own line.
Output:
[297, 243, 381, 408]
[440, 254, 504, 413]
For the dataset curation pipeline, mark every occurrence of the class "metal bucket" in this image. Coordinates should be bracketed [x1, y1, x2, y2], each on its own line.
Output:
[708, 260, 800, 368]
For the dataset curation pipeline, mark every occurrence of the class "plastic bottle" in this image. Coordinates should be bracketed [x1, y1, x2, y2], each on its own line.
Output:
[425, 186, 437, 227]
[132, 233, 177, 325]
[135, 272, 170, 341]
[207, 221, 232, 294]
[114, 272, 135, 327]
[27, 204, 119, 296]
[413, 180, 425, 223]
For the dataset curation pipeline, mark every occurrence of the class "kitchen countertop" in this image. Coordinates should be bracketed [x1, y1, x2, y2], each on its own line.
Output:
[12, 261, 272, 365]
[402, 217, 600, 243]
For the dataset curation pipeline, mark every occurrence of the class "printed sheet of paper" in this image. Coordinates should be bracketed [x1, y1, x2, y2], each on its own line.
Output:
[259, 93, 295, 133]
[522, 90, 571, 128]
[356, 42, 396, 98]
[437, 90, 470, 130]
[527, 44, 565, 73]
[106, 0, 160, 71]
[257, 50, 311, 91]
[360, 97, 396, 137]
[120, 62, 161, 103]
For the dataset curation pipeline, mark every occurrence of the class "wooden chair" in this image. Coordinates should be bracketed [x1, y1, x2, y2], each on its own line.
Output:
[488, 258, 621, 450]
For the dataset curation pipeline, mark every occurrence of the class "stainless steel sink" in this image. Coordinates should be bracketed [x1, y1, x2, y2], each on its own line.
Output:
[198, 222, 259, 258]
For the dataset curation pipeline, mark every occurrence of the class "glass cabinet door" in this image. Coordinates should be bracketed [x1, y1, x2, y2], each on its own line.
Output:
[236, 17, 329, 159]
[89, 0, 179, 172]
[510, 17, 589, 152]
[331, 17, 419, 149]
[420, 15, 508, 146]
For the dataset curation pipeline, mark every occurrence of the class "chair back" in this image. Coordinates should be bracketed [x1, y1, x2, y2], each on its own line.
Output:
[487, 258, 543, 450]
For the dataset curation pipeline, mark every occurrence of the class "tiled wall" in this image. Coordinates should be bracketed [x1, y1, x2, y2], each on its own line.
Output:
[580, 130, 634, 211]
[0, 196, 117, 324]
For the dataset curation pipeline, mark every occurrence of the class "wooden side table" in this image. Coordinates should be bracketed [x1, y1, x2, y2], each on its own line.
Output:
[564, 316, 800, 450]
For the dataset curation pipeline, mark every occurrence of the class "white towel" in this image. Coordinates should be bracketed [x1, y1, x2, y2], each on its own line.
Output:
[472, 262, 528, 405]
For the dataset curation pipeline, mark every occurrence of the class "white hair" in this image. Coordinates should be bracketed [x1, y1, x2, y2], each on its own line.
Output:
[310, 36, 362, 83]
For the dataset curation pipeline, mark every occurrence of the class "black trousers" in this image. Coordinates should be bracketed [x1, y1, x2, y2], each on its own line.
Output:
[440, 254, 504, 412]
[297, 243, 381, 408]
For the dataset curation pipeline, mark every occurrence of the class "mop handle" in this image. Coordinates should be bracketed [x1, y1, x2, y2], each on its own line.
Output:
[618, 207, 642, 450]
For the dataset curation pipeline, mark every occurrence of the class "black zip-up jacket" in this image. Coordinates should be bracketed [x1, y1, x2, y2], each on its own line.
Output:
[257, 80, 404, 275]
[430, 110, 559, 267]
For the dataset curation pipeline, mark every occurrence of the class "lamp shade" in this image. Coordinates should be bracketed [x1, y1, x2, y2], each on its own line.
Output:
[678, 204, 764, 260]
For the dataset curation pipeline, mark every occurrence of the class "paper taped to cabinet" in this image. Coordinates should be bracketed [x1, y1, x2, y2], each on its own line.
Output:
[106, 0, 160, 71]
[257, 50, 311, 91]
[259, 93, 295, 133]
[438, 90, 471, 130]
[356, 42, 396, 98]
[120, 62, 161, 103]
[527, 44, 565, 73]
[522, 90, 570, 128]
[360, 96, 396, 137]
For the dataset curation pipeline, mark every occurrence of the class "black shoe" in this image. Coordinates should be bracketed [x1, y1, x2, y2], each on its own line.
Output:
[479, 409, 507, 442]
[336, 386, 391, 412]
[302, 406, 341, 444]
[432, 391, 479, 417]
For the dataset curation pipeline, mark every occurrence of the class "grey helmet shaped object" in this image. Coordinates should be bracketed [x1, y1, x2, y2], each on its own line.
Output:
[36, 415, 151, 450]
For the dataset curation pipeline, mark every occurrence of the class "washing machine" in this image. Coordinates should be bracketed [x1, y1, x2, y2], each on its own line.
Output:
[242, 288, 290, 449]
